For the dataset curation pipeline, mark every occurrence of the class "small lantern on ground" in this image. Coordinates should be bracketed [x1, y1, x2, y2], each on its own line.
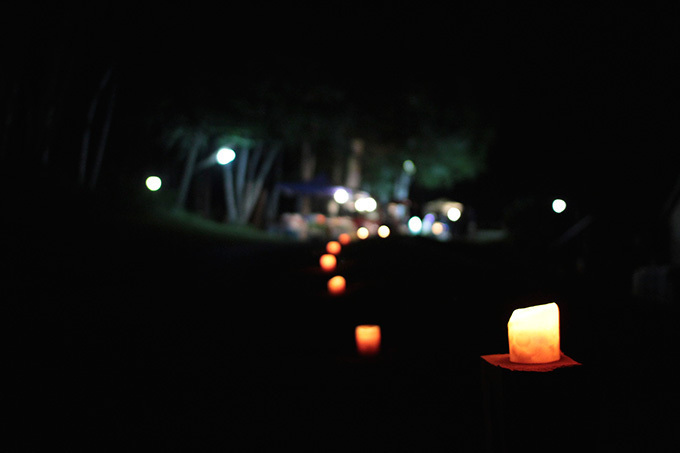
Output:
[355, 325, 381, 356]
[508, 302, 561, 364]
[319, 254, 337, 272]
[326, 241, 342, 255]
[328, 275, 346, 296]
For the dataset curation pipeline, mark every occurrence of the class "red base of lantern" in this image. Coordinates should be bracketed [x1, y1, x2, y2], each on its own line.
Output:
[481, 352, 581, 372]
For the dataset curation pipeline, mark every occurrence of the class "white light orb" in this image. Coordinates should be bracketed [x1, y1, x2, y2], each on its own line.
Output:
[145, 176, 162, 191]
[552, 198, 567, 214]
[407, 216, 422, 235]
[216, 147, 236, 165]
[363, 197, 377, 212]
[333, 188, 350, 204]
[357, 226, 369, 240]
[377, 225, 390, 238]
[447, 207, 462, 222]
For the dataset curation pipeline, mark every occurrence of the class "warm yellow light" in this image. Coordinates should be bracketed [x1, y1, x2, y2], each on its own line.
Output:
[447, 207, 462, 222]
[508, 302, 560, 364]
[338, 233, 351, 245]
[326, 240, 342, 255]
[357, 227, 369, 240]
[319, 254, 337, 272]
[377, 225, 390, 238]
[355, 325, 381, 356]
[328, 275, 346, 295]
[431, 221, 444, 236]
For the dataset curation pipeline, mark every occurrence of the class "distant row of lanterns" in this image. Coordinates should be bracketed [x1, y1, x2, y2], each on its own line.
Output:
[320, 233, 566, 362]
[318, 231, 564, 362]
[318, 233, 384, 356]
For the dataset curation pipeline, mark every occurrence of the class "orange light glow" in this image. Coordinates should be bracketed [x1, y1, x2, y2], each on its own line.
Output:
[355, 325, 381, 356]
[326, 241, 342, 255]
[357, 227, 369, 240]
[508, 302, 560, 364]
[319, 254, 337, 272]
[328, 275, 346, 295]
[431, 221, 444, 236]
[338, 233, 351, 245]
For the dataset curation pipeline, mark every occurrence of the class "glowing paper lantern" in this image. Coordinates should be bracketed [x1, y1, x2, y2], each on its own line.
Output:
[508, 302, 560, 364]
[328, 275, 346, 296]
[357, 227, 369, 240]
[338, 233, 351, 245]
[355, 325, 381, 356]
[377, 225, 390, 238]
[326, 240, 342, 255]
[319, 254, 337, 272]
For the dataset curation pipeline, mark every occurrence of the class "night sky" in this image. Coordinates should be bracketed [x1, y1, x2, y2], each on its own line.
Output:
[4, 2, 678, 218]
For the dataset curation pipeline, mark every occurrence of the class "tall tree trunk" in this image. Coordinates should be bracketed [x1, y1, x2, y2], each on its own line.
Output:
[240, 144, 280, 224]
[223, 162, 238, 223]
[235, 146, 249, 217]
[175, 133, 203, 210]
[264, 151, 283, 229]
[79, 67, 112, 185]
[89, 83, 117, 190]
[298, 139, 315, 215]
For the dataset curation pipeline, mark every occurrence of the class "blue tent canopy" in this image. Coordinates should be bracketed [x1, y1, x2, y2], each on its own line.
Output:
[278, 175, 350, 198]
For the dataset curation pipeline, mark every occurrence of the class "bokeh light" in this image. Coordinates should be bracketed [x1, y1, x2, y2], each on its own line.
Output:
[333, 188, 349, 204]
[377, 225, 390, 238]
[355, 325, 381, 356]
[357, 226, 369, 240]
[447, 207, 462, 222]
[326, 240, 342, 255]
[145, 176, 162, 191]
[431, 221, 444, 236]
[320, 254, 337, 272]
[216, 147, 236, 165]
[408, 216, 422, 234]
[355, 196, 377, 212]
[328, 275, 346, 295]
[552, 198, 567, 214]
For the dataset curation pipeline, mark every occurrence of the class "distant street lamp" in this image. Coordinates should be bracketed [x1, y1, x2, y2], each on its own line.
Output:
[333, 188, 350, 204]
[216, 147, 236, 165]
[145, 175, 162, 191]
[447, 207, 462, 222]
[552, 198, 567, 214]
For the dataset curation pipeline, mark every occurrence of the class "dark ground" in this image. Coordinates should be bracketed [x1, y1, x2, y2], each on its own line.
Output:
[3, 198, 679, 451]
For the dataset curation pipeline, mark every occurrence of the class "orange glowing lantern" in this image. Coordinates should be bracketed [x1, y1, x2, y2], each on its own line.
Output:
[326, 240, 342, 255]
[328, 275, 346, 295]
[319, 253, 337, 272]
[355, 325, 381, 356]
[508, 302, 560, 364]
[338, 233, 351, 245]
